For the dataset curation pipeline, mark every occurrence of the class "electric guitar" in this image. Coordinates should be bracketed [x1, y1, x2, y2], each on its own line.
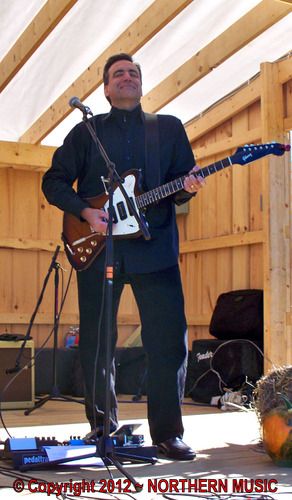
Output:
[62, 142, 290, 271]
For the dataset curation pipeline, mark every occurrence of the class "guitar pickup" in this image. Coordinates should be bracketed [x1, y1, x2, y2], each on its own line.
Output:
[117, 202, 127, 220]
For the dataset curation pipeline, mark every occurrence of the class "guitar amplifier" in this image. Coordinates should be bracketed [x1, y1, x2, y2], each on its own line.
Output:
[0, 340, 35, 409]
[185, 338, 263, 403]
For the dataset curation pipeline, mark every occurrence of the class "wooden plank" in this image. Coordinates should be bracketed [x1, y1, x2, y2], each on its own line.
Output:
[0, 170, 12, 237]
[20, 0, 192, 144]
[283, 78, 292, 131]
[229, 114, 250, 289]
[10, 172, 39, 239]
[187, 314, 211, 326]
[0, 0, 78, 92]
[0, 141, 55, 170]
[142, 0, 292, 112]
[248, 99, 264, 291]
[180, 230, 264, 254]
[284, 116, 292, 130]
[186, 78, 261, 143]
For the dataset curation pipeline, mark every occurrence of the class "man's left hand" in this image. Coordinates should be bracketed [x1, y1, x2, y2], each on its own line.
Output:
[183, 165, 205, 194]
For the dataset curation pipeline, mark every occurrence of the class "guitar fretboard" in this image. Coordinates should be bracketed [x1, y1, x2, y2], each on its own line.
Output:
[135, 156, 232, 209]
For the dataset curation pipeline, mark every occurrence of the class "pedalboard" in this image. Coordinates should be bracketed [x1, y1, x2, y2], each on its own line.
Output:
[1, 424, 157, 470]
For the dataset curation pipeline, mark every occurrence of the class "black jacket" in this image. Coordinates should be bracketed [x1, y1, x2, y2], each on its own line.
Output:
[42, 105, 195, 273]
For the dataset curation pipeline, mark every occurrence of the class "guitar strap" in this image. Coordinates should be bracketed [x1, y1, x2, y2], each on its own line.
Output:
[143, 112, 160, 190]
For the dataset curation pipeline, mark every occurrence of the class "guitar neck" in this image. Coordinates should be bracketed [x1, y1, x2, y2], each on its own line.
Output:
[136, 156, 233, 209]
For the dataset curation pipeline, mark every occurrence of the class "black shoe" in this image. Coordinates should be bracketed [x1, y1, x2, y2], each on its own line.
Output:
[156, 437, 196, 460]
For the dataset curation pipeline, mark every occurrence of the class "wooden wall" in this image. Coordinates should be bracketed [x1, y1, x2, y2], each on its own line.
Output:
[0, 57, 291, 368]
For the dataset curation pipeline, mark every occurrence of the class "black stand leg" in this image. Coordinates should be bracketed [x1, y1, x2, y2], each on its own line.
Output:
[25, 262, 84, 416]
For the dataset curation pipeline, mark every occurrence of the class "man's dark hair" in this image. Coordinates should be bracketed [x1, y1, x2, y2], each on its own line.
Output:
[103, 53, 142, 85]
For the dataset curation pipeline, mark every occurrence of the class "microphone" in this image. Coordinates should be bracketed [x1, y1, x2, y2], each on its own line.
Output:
[69, 96, 93, 116]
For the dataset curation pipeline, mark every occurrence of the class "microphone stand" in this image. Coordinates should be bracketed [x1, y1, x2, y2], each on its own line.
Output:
[66, 105, 154, 490]
[17, 105, 157, 485]
[5, 246, 61, 377]
[24, 247, 84, 415]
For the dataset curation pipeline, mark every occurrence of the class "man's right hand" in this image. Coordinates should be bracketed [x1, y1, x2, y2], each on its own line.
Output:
[80, 207, 108, 235]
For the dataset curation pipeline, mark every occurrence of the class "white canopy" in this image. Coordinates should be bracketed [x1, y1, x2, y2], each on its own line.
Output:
[0, 0, 291, 146]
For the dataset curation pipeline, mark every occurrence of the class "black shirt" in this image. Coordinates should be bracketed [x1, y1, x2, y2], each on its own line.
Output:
[42, 105, 195, 273]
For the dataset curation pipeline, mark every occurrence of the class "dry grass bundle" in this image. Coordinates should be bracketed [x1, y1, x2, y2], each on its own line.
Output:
[254, 365, 292, 423]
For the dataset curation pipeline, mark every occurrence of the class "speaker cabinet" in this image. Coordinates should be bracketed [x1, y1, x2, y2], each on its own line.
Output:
[0, 340, 35, 409]
[186, 338, 263, 403]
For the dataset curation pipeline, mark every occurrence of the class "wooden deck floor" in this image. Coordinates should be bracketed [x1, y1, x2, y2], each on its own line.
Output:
[0, 396, 292, 498]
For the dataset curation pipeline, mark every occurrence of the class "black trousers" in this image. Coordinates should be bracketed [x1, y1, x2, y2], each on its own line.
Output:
[77, 263, 188, 444]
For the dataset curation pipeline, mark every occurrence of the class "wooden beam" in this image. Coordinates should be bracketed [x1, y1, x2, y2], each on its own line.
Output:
[274, 0, 292, 4]
[260, 61, 291, 368]
[142, 0, 292, 112]
[180, 230, 264, 254]
[0, 312, 78, 325]
[0, 312, 140, 326]
[0, 237, 62, 252]
[0, 0, 78, 92]
[185, 78, 261, 142]
[20, 0, 192, 144]
[0, 311, 210, 327]
[0, 141, 55, 170]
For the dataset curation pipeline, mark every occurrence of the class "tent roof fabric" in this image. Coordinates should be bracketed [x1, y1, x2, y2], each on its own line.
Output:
[0, 0, 291, 146]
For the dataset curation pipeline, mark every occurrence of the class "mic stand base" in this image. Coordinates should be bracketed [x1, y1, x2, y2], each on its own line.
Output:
[98, 436, 156, 491]
[24, 387, 84, 416]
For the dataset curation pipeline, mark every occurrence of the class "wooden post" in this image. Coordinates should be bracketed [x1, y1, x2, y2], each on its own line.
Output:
[260, 61, 291, 368]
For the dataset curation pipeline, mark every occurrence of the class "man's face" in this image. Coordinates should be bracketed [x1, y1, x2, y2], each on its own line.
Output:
[104, 60, 142, 109]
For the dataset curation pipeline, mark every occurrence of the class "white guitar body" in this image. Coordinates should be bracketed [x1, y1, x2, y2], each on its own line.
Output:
[103, 173, 141, 236]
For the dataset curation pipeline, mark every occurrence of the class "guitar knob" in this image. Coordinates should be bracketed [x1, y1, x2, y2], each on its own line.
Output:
[90, 240, 97, 247]
[77, 247, 84, 253]
[80, 256, 87, 263]
[86, 248, 93, 254]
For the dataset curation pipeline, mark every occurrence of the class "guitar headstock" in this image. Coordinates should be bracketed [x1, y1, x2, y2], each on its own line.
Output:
[232, 142, 291, 165]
